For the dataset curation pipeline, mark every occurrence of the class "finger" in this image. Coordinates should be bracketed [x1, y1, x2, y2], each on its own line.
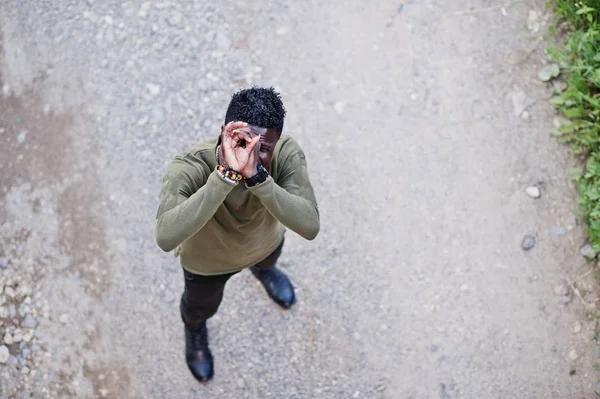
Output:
[225, 121, 247, 129]
[248, 125, 267, 137]
[226, 121, 248, 133]
[222, 132, 235, 145]
[227, 131, 248, 144]
[232, 131, 254, 148]
[223, 137, 238, 153]
[233, 126, 253, 134]
[231, 129, 252, 139]
[246, 135, 261, 152]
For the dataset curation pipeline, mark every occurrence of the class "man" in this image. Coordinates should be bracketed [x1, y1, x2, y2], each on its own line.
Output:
[155, 87, 320, 382]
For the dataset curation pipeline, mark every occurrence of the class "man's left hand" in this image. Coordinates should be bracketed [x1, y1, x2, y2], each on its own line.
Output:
[236, 133, 260, 178]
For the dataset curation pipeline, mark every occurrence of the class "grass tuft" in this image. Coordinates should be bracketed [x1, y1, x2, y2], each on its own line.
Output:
[547, 1, 600, 252]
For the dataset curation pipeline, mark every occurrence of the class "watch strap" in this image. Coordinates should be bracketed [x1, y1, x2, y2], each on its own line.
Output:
[245, 164, 269, 187]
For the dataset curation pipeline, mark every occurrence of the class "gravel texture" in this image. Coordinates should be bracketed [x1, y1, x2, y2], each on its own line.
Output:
[1, 0, 600, 398]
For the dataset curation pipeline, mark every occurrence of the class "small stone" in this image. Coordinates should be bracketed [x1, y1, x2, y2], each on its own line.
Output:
[0, 346, 9, 364]
[538, 303, 545, 311]
[12, 331, 23, 343]
[511, 88, 526, 116]
[5, 287, 15, 299]
[164, 290, 175, 303]
[215, 32, 232, 51]
[145, 83, 161, 99]
[105, 29, 115, 43]
[95, 31, 105, 48]
[525, 186, 541, 199]
[21, 314, 36, 329]
[8, 303, 16, 317]
[353, 391, 360, 398]
[595, 381, 600, 395]
[580, 243, 596, 260]
[0, 257, 8, 267]
[558, 294, 573, 305]
[573, 321, 582, 334]
[151, 107, 165, 124]
[276, 26, 289, 35]
[528, 10, 541, 33]
[333, 102, 345, 115]
[2, 84, 10, 97]
[552, 80, 567, 92]
[136, 116, 149, 126]
[18, 285, 31, 298]
[569, 369, 576, 376]
[552, 227, 567, 236]
[521, 111, 529, 119]
[553, 117, 562, 128]
[167, 12, 183, 26]
[459, 284, 469, 292]
[59, 314, 68, 324]
[569, 349, 578, 361]
[538, 64, 560, 82]
[375, 384, 386, 392]
[3, 333, 13, 345]
[22, 330, 33, 342]
[554, 280, 570, 297]
[21, 366, 30, 374]
[521, 235, 536, 250]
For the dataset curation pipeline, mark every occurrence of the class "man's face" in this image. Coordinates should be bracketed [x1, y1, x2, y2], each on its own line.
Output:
[256, 128, 280, 168]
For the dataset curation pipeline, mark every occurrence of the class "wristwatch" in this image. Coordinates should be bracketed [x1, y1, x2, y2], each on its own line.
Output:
[245, 164, 269, 187]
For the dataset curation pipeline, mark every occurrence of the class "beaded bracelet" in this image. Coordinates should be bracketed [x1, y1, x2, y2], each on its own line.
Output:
[217, 164, 243, 182]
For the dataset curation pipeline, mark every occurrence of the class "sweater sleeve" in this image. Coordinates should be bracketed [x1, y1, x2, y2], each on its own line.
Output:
[155, 158, 235, 252]
[246, 149, 320, 240]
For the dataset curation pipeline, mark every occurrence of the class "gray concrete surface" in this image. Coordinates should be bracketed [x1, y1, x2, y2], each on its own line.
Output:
[1, 0, 600, 397]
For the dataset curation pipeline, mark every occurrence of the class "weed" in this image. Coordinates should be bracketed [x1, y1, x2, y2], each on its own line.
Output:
[547, 1, 600, 252]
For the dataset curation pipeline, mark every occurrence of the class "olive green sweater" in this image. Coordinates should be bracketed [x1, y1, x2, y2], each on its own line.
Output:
[155, 135, 320, 275]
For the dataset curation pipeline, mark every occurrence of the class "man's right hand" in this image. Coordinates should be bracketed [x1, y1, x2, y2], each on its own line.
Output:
[220, 121, 260, 171]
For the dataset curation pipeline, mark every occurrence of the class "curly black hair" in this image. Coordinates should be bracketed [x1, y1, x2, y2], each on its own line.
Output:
[224, 87, 286, 134]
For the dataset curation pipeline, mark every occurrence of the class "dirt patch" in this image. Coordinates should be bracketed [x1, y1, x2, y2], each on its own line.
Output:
[0, 65, 110, 297]
[83, 362, 133, 399]
[0, 27, 133, 397]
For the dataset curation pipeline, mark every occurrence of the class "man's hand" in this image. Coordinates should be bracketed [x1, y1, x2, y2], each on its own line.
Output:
[240, 134, 260, 178]
[221, 122, 260, 173]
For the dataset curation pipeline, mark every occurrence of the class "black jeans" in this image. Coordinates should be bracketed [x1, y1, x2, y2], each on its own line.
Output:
[180, 239, 284, 331]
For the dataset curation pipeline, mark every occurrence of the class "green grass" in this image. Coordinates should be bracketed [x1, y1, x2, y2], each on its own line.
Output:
[547, 1, 600, 252]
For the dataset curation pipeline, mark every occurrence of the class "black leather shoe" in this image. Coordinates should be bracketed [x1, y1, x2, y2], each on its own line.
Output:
[185, 324, 214, 382]
[250, 266, 295, 309]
